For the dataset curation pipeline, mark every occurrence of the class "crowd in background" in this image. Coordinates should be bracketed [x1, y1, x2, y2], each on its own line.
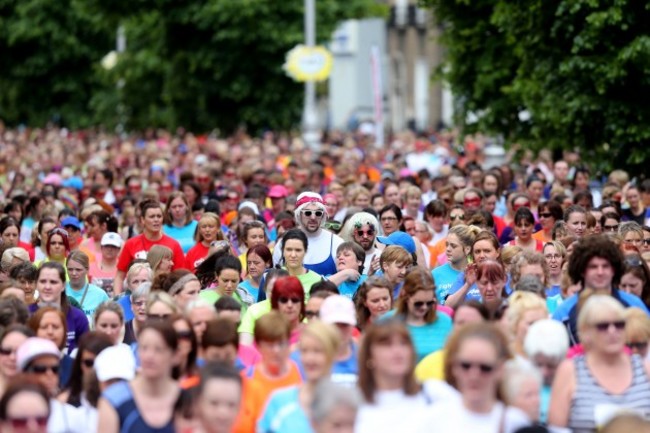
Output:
[0, 123, 650, 432]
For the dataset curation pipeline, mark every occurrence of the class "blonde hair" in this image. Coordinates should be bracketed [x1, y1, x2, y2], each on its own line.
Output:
[300, 321, 341, 366]
[196, 212, 225, 242]
[577, 295, 626, 337]
[0, 248, 29, 272]
[506, 291, 548, 337]
[146, 291, 181, 315]
[94, 301, 125, 326]
[625, 307, 650, 343]
[147, 245, 173, 273]
[67, 250, 90, 271]
[501, 245, 523, 268]
[448, 224, 482, 249]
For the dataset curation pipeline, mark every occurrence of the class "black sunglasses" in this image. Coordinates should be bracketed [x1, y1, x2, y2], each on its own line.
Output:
[413, 300, 436, 310]
[603, 224, 619, 232]
[302, 210, 324, 218]
[456, 360, 495, 374]
[82, 359, 95, 368]
[29, 364, 60, 375]
[593, 320, 625, 332]
[278, 297, 301, 305]
[177, 330, 194, 340]
[305, 310, 320, 319]
[7, 416, 49, 428]
[628, 341, 648, 351]
[539, 213, 553, 218]
[147, 313, 171, 321]
[0, 346, 14, 356]
[355, 228, 375, 237]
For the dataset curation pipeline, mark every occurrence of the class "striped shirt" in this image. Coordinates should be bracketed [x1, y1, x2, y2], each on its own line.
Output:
[569, 355, 650, 432]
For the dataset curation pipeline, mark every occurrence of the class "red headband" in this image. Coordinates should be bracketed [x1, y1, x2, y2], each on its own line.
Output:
[295, 195, 324, 208]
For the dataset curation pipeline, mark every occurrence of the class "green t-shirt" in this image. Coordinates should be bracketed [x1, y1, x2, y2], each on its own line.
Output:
[238, 300, 271, 334]
[199, 290, 248, 314]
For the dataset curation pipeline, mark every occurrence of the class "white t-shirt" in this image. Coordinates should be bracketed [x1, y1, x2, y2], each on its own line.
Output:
[355, 380, 460, 433]
[417, 401, 530, 433]
[272, 229, 344, 269]
[49, 399, 85, 433]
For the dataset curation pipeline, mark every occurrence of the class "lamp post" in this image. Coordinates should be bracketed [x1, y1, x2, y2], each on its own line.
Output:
[302, 0, 320, 152]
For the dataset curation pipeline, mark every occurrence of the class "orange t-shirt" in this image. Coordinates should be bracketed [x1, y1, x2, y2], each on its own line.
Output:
[242, 361, 302, 429]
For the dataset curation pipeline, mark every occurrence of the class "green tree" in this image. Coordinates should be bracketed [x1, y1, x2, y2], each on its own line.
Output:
[423, 0, 650, 174]
[0, 0, 113, 128]
[88, 0, 385, 133]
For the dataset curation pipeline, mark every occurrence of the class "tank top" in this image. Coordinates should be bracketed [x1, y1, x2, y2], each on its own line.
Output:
[568, 354, 650, 433]
[304, 231, 337, 276]
[103, 381, 175, 433]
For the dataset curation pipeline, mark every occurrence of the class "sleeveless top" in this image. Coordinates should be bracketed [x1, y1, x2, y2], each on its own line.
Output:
[304, 231, 337, 276]
[103, 381, 175, 433]
[569, 355, 650, 433]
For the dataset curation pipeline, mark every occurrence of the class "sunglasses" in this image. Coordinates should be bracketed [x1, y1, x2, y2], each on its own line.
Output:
[627, 341, 648, 351]
[0, 346, 15, 356]
[413, 300, 436, 310]
[29, 364, 60, 375]
[278, 297, 301, 305]
[302, 210, 324, 218]
[324, 221, 342, 231]
[305, 310, 320, 319]
[456, 360, 495, 374]
[449, 214, 465, 221]
[82, 359, 95, 368]
[177, 330, 193, 340]
[603, 224, 619, 232]
[7, 416, 49, 428]
[355, 229, 375, 238]
[463, 197, 481, 205]
[210, 240, 230, 249]
[593, 320, 625, 332]
[513, 202, 531, 210]
[147, 313, 171, 321]
[539, 213, 553, 218]
[48, 227, 69, 237]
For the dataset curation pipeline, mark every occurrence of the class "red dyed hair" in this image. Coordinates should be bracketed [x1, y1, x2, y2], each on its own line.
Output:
[476, 259, 507, 283]
[270, 276, 305, 321]
[46, 229, 70, 257]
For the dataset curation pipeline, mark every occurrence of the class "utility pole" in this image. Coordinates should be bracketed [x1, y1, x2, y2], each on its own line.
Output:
[302, 0, 320, 152]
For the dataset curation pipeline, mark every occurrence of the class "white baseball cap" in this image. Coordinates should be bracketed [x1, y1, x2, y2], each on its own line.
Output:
[17, 338, 60, 372]
[94, 344, 136, 382]
[101, 232, 123, 248]
[319, 295, 357, 326]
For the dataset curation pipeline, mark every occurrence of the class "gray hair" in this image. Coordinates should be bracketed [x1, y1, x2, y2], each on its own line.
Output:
[514, 275, 546, 298]
[1, 248, 30, 272]
[311, 380, 361, 425]
[131, 282, 152, 301]
[523, 319, 569, 360]
[340, 212, 382, 243]
[185, 298, 216, 315]
[126, 263, 153, 289]
[501, 358, 543, 406]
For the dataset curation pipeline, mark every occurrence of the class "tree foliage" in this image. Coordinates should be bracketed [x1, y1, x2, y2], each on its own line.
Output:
[0, 0, 383, 133]
[423, 0, 650, 174]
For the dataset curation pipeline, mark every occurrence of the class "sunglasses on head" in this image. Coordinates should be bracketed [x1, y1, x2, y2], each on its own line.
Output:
[48, 227, 69, 237]
[302, 210, 324, 218]
[456, 360, 495, 374]
[413, 300, 436, 310]
[29, 364, 60, 375]
[278, 297, 301, 305]
[593, 320, 625, 332]
[7, 416, 49, 429]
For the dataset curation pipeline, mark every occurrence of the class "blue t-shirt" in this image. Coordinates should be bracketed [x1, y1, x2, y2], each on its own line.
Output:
[552, 289, 650, 321]
[257, 386, 313, 433]
[163, 220, 198, 253]
[432, 263, 462, 302]
[117, 294, 134, 322]
[237, 280, 260, 304]
[384, 310, 453, 362]
[336, 275, 367, 300]
[546, 284, 561, 298]
[290, 343, 359, 387]
[103, 381, 174, 433]
[446, 272, 512, 304]
[65, 282, 109, 321]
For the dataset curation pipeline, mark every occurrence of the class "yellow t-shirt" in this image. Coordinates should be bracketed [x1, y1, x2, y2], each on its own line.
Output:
[415, 349, 446, 382]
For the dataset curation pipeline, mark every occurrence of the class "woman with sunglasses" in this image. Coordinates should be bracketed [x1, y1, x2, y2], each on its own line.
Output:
[416, 323, 529, 433]
[114, 199, 186, 295]
[37, 228, 70, 268]
[58, 331, 112, 408]
[0, 377, 51, 433]
[549, 295, 650, 432]
[601, 212, 621, 236]
[270, 276, 306, 346]
[184, 212, 225, 272]
[170, 314, 198, 382]
[533, 201, 564, 243]
[356, 319, 459, 433]
[98, 321, 180, 433]
[0, 325, 34, 397]
[386, 268, 452, 362]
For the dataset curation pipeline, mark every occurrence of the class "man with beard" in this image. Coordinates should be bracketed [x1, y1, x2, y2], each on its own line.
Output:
[340, 212, 381, 275]
[272, 192, 343, 276]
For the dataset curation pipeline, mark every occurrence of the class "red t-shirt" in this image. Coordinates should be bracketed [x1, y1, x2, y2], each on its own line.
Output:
[185, 242, 210, 272]
[117, 234, 186, 272]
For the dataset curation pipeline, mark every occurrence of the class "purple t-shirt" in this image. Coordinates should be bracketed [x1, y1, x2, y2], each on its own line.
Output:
[28, 303, 89, 354]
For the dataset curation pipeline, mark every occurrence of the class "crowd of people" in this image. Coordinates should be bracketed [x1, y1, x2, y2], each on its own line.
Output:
[0, 124, 650, 432]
